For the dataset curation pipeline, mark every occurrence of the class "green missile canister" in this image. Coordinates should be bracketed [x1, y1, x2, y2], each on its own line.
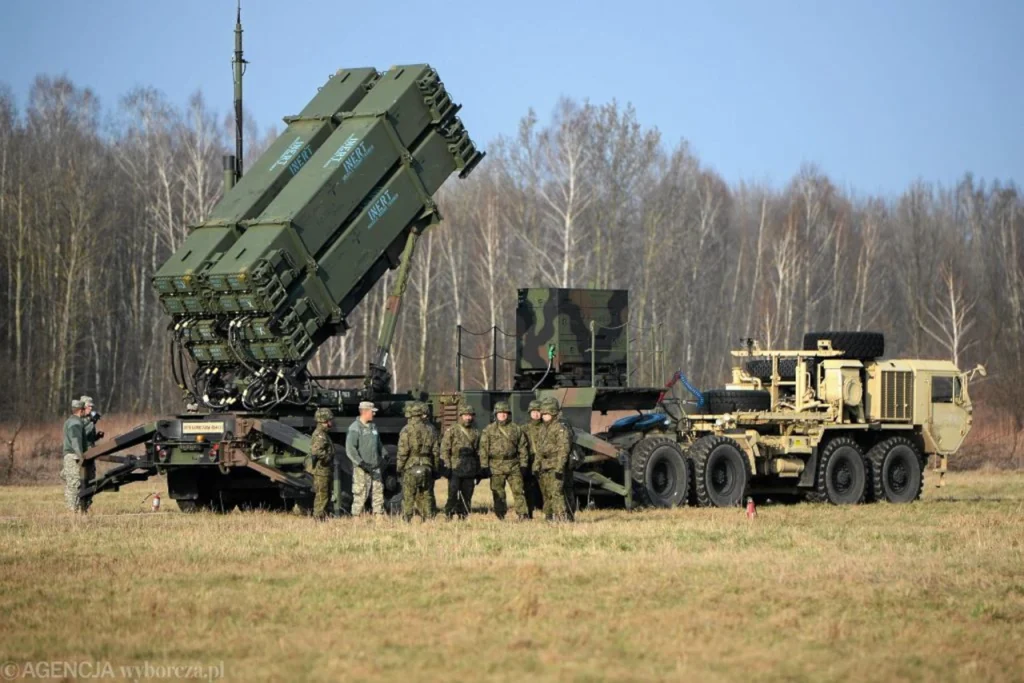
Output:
[152, 67, 379, 316]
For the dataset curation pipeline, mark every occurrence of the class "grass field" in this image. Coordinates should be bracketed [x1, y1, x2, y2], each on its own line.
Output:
[1, 472, 1022, 682]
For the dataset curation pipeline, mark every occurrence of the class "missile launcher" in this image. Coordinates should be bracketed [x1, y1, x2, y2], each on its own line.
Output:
[153, 64, 483, 410]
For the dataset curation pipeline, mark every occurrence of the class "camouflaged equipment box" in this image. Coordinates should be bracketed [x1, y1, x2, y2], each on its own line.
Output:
[515, 288, 629, 388]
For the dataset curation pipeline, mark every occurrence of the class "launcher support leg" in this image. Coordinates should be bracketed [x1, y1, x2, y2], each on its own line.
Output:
[365, 221, 429, 397]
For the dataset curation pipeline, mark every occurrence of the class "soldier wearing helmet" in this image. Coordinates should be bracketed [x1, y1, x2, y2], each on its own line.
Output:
[479, 401, 529, 520]
[522, 398, 546, 516]
[397, 402, 440, 522]
[534, 397, 575, 521]
[440, 402, 481, 519]
[307, 407, 335, 521]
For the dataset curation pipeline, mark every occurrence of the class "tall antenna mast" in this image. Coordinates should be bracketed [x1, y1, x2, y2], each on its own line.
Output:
[232, 0, 246, 181]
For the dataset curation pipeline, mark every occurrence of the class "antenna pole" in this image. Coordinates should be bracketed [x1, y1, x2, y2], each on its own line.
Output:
[232, 1, 246, 181]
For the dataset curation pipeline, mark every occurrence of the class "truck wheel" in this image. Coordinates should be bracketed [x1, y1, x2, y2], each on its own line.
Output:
[802, 331, 884, 359]
[743, 358, 798, 381]
[867, 436, 924, 503]
[810, 437, 867, 504]
[702, 389, 771, 414]
[690, 436, 750, 508]
[630, 437, 690, 508]
[176, 499, 204, 513]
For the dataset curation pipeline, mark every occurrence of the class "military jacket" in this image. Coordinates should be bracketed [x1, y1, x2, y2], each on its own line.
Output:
[397, 418, 440, 472]
[479, 421, 529, 473]
[62, 415, 85, 458]
[440, 423, 481, 475]
[309, 425, 335, 472]
[534, 419, 572, 473]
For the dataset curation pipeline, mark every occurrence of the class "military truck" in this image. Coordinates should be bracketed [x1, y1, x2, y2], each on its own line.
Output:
[81, 62, 483, 513]
[454, 291, 983, 510]
[672, 334, 985, 506]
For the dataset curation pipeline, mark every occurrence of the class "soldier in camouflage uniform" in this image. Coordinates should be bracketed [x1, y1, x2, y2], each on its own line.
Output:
[308, 408, 335, 521]
[61, 399, 87, 512]
[533, 397, 575, 521]
[397, 401, 440, 522]
[441, 403, 481, 519]
[479, 401, 529, 520]
[523, 398, 545, 516]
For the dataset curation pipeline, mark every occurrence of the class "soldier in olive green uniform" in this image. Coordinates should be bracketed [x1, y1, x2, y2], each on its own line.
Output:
[308, 408, 335, 521]
[441, 403, 481, 519]
[479, 401, 529, 520]
[397, 402, 440, 521]
[533, 397, 575, 521]
[61, 399, 88, 512]
[523, 398, 545, 516]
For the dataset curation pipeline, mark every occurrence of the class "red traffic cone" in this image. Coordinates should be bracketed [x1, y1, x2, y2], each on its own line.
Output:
[746, 496, 756, 519]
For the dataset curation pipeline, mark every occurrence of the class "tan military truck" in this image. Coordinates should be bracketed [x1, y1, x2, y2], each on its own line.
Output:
[675, 331, 985, 507]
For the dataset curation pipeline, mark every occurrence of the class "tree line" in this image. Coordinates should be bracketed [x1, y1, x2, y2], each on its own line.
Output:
[1, 77, 1021, 440]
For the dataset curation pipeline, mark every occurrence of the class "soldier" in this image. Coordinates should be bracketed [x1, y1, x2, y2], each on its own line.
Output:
[79, 395, 103, 448]
[523, 398, 545, 516]
[533, 397, 575, 522]
[346, 401, 384, 516]
[479, 401, 529, 520]
[441, 403, 480, 519]
[397, 401, 440, 522]
[308, 408, 335, 521]
[60, 400, 87, 512]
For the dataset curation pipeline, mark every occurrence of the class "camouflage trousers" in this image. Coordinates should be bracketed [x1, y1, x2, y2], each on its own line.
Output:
[538, 469, 573, 521]
[401, 470, 436, 521]
[488, 465, 527, 519]
[351, 467, 384, 515]
[312, 466, 332, 519]
[61, 454, 93, 513]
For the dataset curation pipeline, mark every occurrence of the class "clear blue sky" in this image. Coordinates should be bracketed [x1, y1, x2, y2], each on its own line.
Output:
[0, 0, 1020, 193]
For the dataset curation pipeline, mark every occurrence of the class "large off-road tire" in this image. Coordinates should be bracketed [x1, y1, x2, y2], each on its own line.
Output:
[630, 437, 690, 508]
[808, 437, 867, 505]
[867, 436, 924, 503]
[802, 331, 885, 360]
[176, 498, 206, 513]
[743, 358, 799, 381]
[690, 436, 751, 508]
[702, 389, 771, 414]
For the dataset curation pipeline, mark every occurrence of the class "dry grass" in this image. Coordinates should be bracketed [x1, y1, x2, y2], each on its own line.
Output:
[0, 472, 1022, 682]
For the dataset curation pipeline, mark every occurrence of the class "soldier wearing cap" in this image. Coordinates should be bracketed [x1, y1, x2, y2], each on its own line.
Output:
[79, 395, 103, 448]
[440, 403, 481, 519]
[308, 408, 335, 521]
[523, 398, 546, 516]
[60, 399, 88, 512]
[479, 401, 529, 520]
[397, 402, 440, 522]
[346, 401, 384, 515]
[533, 397, 575, 521]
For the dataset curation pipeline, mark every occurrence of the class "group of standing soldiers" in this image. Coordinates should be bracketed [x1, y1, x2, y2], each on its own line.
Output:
[397, 396, 575, 522]
[60, 395, 103, 513]
[307, 396, 576, 523]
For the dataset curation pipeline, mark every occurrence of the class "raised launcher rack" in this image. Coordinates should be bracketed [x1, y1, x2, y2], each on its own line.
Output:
[152, 65, 484, 410]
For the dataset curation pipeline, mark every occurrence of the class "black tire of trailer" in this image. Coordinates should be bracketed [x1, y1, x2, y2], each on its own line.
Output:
[630, 437, 691, 508]
[690, 435, 751, 508]
[808, 436, 867, 505]
[802, 331, 885, 360]
[743, 358, 799, 381]
[176, 499, 204, 513]
[702, 389, 772, 414]
[867, 436, 924, 503]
